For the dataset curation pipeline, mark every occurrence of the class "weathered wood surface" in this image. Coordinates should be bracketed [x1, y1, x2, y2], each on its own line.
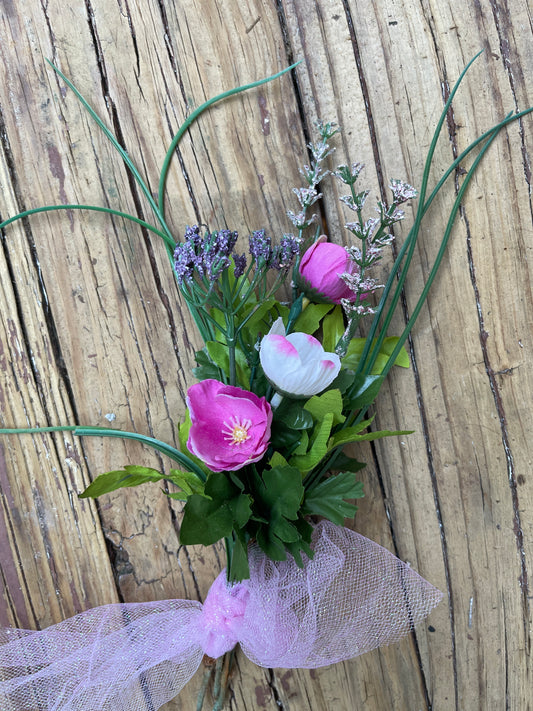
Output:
[0, 0, 532, 708]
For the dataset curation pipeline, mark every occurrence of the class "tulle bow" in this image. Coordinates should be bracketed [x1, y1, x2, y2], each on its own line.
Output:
[0, 521, 442, 710]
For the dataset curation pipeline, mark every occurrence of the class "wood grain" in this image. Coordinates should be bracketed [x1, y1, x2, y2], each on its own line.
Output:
[0, 0, 532, 708]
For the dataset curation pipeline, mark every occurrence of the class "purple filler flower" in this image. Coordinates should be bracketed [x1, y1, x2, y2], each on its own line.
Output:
[260, 318, 341, 398]
[173, 226, 239, 286]
[186, 380, 272, 472]
[298, 239, 358, 304]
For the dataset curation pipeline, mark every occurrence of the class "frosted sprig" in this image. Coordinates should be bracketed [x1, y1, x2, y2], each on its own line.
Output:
[341, 271, 383, 295]
[340, 298, 377, 317]
[389, 178, 418, 204]
[288, 120, 339, 232]
[292, 187, 322, 209]
[334, 162, 364, 186]
[376, 201, 406, 226]
[287, 210, 318, 229]
[345, 243, 385, 268]
[345, 218, 380, 241]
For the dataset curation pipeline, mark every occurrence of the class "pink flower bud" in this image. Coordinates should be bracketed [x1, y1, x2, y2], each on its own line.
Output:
[298, 240, 357, 304]
[186, 380, 272, 472]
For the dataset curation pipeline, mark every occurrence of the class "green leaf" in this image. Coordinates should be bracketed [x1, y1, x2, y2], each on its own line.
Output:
[282, 517, 314, 567]
[293, 303, 333, 334]
[291, 430, 309, 456]
[328, 368, 355, 395]
[270, 516, 300, 543]
[205, 341, 250, 387]
[379, 337, 410, 367]
[322, 305, 345, 353]
[228, 531, 251, 582]
[303, 472, 364, 525]
[277, 401, 314, 430]
[290, 412, 334, 472]
[304, 389, 345, 426]
[228, 471, 245, 491]
[285, 293, 304, 333]
[205, 340, 229, 371]
[346, 374, 384, 411]
[328, 451, 366, 473]
[80, 465, 163, 498]
[165, 491, 188, 501]
[284, 537, 313, 568]
[192, 348, 221, 381]
[259, 466, 303, 520]
[208, 308, 228, 339]
[166, 468, 206, 497]
[229, 493, 253, 529]
[270, 420, 303, 451]
[239, 298, 275, 334]
[343, 337, 409, 373]
[179, 472, 251, 546]
[180, 496, 234, 545]
[256, 528, 287, 561]
[329, 426, 413, 449]
[268, 451, 289, 468]
[239, 300, 289, 350]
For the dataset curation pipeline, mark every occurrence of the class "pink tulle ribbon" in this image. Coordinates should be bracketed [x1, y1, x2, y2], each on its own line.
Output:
[0, 521, 442, 710]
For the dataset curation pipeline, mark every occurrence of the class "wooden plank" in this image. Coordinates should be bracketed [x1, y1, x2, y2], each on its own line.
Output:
[0, 0, 532, 709]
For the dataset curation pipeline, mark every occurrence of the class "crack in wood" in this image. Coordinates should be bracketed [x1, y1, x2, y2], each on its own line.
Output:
[267, 668, 286, 710]
[118, 0, 141, 79]
[467, 216, 531, 640]
[340, 0, 386, 201]
[273, 0, 330, 234]
[487, 0, 533, 223]
[402, 9, 461, 706]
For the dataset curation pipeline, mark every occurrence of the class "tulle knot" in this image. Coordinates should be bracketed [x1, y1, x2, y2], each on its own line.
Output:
[197, 573, 250, 658]
[0, 522, 443, 710]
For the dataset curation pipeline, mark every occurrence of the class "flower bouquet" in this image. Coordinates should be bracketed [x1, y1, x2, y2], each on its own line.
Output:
[0, 52, 531, 710]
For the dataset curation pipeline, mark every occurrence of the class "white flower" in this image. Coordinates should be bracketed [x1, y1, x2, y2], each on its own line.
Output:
[260, 318, 341, 398]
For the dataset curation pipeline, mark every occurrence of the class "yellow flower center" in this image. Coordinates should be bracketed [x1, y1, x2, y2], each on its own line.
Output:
[222, 416, 252, 446]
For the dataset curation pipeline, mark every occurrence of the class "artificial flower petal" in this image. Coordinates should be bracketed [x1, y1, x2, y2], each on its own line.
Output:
[186, 380, 272, 472]
[298, 240, 358, 304]
[260, 323, 341, 398]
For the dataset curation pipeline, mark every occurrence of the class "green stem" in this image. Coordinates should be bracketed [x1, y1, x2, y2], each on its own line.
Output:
[0, 204, 173, 246]
[196, 665, 213, 711]
[158, 62, 301, 217]
[306, 66, 533, 490]
[224, 535, 235, 583]
[309, 126, 507, 489]
[377, 110, 505, 379]
[355, 51, 482, 378]
[213, 651, 233, 711]
[213, 657, 224, 699]
[0, 424, 207, 482]
[46, 60, 175, 244]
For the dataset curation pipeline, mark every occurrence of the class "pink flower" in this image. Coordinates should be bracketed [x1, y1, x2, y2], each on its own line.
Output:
[298, 239, 357, 304]
[186, 379, 272, 472]
[260, 318, 341, 397]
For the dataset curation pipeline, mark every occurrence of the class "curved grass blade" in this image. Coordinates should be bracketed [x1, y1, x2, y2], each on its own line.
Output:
[0, 204, 173, 247]
[0, 424, 206, 482]
[354, 51, 484, 378]
[46, 59, 174, 243]
[157, 61, 302, 217]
